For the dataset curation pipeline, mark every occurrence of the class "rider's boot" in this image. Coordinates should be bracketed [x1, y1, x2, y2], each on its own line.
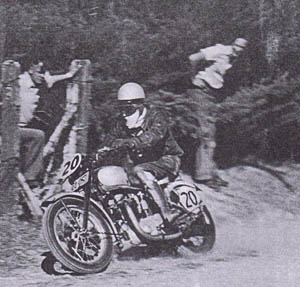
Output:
[151, 182, 180, 223]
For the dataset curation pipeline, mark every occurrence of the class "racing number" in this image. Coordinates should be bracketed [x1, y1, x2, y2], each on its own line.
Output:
[63, 161, 71, 177]
[62, 154, 82, 178]
[71, 154, 80, 170]
[181, 190, 198, 209]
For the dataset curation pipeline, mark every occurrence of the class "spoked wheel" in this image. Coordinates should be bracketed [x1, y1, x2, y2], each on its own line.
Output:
[181, 205, 216, 253]
[43, 196, 113, 274]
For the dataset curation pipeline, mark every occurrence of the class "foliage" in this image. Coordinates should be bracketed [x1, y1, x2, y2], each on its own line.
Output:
[217, 75, 300, 164]
[1, 0, 300, 165]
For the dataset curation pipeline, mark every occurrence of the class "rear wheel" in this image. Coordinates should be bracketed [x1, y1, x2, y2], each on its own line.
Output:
[180, 205, 216, 253]
[43, 196, 113, 274]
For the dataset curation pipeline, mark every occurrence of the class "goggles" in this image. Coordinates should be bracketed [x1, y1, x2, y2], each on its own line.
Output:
[118, 104, 139, 117]
[118, 100, 144, 117]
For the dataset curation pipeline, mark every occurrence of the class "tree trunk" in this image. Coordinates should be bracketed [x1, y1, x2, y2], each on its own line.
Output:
[0, 60, 20, 216]
[259, 0, 283, 75]
[0, 7, 7, 67]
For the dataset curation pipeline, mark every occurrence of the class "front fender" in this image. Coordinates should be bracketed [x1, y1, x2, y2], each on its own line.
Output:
[41, 191, 78, 208]
[41, 192, 118, 238]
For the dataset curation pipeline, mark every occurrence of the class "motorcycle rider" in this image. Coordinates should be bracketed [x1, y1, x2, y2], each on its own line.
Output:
[106, 82, 184, 223]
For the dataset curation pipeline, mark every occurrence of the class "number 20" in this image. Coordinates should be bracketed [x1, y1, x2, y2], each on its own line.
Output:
[181, 190, 198, 208]
[62, 154, 81, 178]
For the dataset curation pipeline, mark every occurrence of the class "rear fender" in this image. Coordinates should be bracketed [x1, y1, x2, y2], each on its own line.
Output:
[41, 192, 118, 238]
[165, 180, 197, 193]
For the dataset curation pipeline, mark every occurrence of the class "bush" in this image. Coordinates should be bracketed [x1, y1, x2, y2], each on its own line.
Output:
[216, 75, 300, 165]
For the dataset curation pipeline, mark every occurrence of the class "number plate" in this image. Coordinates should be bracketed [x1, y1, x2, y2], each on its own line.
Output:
[72, 171, 89, 192]
[62, 153, 82, 181]
[177, 187, 201, 212]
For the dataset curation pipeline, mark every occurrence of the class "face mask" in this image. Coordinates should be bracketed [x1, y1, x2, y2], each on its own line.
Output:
[125, 109, 140, 129]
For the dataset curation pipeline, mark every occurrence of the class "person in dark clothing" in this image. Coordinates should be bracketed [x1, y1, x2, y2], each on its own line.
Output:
[106, 82, 184, 222]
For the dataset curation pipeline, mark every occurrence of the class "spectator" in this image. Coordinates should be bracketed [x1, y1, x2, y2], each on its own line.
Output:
[18, 55, 81, 190]
[188, 38, 248, 189]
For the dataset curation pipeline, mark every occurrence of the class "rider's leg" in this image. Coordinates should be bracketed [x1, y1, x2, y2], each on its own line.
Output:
[133, 167, 177, 222]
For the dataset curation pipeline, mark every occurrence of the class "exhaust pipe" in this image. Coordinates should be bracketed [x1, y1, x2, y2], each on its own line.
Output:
[124, 203, 182, 242]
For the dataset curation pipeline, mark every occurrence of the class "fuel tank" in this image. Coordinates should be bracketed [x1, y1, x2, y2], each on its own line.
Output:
[97, 165, 130, 186]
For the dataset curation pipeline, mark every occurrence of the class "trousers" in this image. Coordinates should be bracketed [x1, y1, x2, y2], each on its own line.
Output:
[19, 127, 45, 181]
[133, 155, 181, 215]
[187, 88, 218, 181]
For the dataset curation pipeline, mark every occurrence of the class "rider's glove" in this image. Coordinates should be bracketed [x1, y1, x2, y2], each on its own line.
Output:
[111, 138, 135, 150]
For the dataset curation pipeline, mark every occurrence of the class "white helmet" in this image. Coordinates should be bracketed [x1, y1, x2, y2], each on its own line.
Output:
[117, 82, 145, 102]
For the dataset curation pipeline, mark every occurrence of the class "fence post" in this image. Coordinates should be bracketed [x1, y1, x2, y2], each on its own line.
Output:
[0, 60, 20, 215]
[73, 59, 92, 155]
[47, 59, 92, 195]
[1, 60, 20, 161]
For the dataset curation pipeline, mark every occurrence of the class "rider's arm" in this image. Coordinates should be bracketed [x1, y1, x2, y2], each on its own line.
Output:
[105, 120, 127, 147]
[129, 110, 168, 150]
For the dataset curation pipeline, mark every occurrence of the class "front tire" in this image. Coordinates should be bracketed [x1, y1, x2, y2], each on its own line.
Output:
[181, 205, 216, 253]
[43, 196, 113, 274]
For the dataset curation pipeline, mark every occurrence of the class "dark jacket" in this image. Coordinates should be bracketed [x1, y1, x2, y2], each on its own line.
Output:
[106, 107, 184, 165]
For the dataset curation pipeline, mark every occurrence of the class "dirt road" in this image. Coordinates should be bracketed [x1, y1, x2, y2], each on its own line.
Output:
[1, 166, 300, 287]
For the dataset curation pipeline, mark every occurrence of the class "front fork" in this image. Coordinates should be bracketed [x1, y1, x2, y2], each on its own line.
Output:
[82, 171, 93, 230]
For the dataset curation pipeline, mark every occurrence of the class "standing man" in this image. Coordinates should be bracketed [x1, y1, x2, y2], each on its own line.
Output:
[18, 56, 81, 189]
[188, 38, 248, 188]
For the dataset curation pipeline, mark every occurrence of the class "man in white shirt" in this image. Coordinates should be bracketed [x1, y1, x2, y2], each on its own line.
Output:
[188, 38, 247, 189]
[19, 58, 81, 189]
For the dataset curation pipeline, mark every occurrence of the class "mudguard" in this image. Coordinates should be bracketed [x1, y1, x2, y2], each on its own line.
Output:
[41, 192, 118, 238]
[165, 180, 204, 213]
[165, 180, 197, 192]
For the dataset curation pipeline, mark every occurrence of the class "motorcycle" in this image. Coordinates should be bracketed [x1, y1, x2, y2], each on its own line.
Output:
[41, 147, 216, 274]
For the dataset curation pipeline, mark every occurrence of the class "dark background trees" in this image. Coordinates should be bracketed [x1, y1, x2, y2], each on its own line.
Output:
[1, 0, 300, 168]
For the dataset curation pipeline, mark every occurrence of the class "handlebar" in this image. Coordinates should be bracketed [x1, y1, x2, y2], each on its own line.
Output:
[85, 144, 140, 169]
[96, 145, 129, 158]
[83, 146, 127, 167]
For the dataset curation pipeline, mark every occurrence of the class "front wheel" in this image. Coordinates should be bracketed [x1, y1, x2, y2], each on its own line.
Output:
[180, 205, 216, 253]
[43, 196, 113, 274]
